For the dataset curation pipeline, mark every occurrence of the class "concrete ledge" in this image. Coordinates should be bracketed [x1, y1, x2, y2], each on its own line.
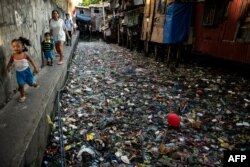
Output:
[0, 32, 79, 167]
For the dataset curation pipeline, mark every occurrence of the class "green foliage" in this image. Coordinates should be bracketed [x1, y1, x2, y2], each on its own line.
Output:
[81, 0, 105, 6]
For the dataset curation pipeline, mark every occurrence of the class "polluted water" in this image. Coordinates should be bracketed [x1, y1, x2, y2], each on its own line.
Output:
[42, 41, 250, 167]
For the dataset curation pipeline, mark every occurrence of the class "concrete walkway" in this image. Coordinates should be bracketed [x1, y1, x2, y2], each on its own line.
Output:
[0, 32, 79, 167]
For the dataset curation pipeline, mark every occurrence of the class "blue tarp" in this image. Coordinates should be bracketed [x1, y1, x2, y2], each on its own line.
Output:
[76, 14, 91, 22]
[163, 2, 192, 44]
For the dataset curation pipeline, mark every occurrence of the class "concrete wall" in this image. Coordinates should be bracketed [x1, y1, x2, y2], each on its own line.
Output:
[0, 0, 68, 109]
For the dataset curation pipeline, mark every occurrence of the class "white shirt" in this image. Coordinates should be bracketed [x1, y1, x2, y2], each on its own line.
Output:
[64, 19, 73, 31]
[50, 18, 66, 41]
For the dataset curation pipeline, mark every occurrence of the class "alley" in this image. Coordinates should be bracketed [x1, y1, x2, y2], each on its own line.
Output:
[42, 41, 250, 166]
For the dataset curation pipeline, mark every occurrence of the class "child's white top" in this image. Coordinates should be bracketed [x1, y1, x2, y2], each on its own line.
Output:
[13, 58, 29, 71]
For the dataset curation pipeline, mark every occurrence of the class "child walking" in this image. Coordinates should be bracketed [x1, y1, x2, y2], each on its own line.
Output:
[41, 32, 54, 66]
[6, 37, 39, 103]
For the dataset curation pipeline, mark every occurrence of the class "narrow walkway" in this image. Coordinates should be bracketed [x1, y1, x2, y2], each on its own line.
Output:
[0, 32, 79, 167]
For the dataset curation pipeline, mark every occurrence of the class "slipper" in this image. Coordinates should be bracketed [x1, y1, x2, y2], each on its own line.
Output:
[33, 84, 40, 88]
[19, 96, 26, 103]
[58, 61, 64, 65]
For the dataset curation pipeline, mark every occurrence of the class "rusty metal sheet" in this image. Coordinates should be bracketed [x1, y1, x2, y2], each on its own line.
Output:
[193, 1, 250, 64]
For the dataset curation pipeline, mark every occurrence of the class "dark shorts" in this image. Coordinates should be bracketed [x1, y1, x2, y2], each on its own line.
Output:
[44, 50, 54, 59]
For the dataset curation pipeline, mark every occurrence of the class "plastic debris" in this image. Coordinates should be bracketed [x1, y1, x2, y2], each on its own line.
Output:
[41, 41, 250, 167]
[167, 113, 181, 128]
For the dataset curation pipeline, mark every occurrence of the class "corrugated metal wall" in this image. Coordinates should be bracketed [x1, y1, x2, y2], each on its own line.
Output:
[193, 0, 250, 64]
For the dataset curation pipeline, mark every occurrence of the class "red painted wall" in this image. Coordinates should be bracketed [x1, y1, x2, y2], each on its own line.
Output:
[193, 0, 250, 64]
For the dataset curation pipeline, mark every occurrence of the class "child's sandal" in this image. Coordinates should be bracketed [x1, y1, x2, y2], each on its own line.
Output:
[19, 96, 26, 103]
[33, 83, 40, 88]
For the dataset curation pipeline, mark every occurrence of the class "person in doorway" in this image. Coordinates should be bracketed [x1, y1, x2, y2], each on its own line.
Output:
[41, 32, 54, 66]
[88, 23, 92, 41]
[6, 37, 39, 103]
[49, 10, 70, 65]
[64, 13, 73, 46]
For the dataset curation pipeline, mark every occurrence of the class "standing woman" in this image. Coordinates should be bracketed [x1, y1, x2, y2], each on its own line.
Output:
[49, 10, 70, 65]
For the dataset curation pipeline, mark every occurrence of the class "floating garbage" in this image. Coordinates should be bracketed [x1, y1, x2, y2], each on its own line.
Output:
[42, 42, 250, 167]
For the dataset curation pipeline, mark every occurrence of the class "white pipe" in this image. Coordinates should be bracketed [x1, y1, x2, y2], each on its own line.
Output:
[103, 0, 105, 24]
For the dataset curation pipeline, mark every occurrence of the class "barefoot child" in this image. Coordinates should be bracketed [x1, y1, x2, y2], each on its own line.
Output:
[6, 37, 39, 103]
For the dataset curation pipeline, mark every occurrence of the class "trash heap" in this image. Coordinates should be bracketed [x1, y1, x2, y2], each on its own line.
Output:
[42, 42, 250, 167]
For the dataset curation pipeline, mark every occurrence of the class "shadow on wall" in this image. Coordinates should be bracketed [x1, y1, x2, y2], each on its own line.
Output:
[0, 46, 9, 109]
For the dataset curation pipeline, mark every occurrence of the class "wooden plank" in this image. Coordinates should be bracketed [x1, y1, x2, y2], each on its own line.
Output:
[141, 0, 156, 41]
[151, 14, 165, 43]
[150, 0, 165, 43]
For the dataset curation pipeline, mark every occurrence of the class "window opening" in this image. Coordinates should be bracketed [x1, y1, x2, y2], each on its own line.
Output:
[202, 0, 230, 27]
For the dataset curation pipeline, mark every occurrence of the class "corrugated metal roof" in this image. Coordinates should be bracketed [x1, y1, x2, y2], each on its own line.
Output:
[76, 2, 110, 9]
[75, 6, 89, 9]
[89, 2, 110, 8]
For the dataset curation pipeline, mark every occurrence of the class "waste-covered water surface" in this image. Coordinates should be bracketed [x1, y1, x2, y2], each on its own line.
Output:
[42, 42, 250, 167]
